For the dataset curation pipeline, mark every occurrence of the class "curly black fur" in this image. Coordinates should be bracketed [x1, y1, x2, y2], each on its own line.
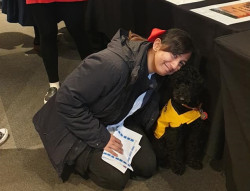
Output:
[171, 65, 204, 108]
[152, 65, 209, 175]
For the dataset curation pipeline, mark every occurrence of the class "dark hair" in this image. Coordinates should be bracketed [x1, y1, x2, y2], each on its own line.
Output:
[160, 29, 193, 55]
[129, 29, 194, 55]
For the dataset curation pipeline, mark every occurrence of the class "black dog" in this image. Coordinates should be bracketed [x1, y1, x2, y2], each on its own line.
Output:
[152, 65, 209, 175]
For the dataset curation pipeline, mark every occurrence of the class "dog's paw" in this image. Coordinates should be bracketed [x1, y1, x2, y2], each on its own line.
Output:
[187, 160, 203, 170]
[157, 158, 171, 169]
[171, 164, 185, 175]
[159, 163, 170, 169]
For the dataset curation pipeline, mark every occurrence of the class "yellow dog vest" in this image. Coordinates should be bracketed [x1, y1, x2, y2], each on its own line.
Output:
[154, 99, 201, 139]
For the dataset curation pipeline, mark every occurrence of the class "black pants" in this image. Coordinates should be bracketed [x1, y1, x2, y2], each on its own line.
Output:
[29, 2, 92, 83]
[75, 126, 157, 190]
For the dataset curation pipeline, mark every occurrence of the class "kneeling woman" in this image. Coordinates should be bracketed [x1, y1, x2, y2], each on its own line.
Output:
[33, 28, 193, 190]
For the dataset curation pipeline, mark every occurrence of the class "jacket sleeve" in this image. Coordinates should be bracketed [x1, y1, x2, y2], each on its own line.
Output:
[55, 52, 127, 149]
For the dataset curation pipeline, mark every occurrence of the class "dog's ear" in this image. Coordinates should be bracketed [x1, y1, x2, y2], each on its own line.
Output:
[169, 65, 195, 85]
[171, 65, 204, 86]
[158, 76, 173, 108]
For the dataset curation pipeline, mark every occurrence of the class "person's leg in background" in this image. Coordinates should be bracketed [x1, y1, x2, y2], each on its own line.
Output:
[0, 128, 8, 145]
[29, 3, 60, 103]
[59, 1, 93, 59]
[33, 25, 40, 52]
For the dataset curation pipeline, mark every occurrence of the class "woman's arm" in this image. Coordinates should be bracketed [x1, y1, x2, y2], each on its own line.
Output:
[55, 52, 127, 149]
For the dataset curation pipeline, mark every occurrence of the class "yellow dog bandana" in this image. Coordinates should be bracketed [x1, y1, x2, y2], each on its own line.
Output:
[154, 99, 201, 139]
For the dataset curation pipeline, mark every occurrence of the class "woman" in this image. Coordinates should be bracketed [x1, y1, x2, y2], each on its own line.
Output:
[33, 28, 194, 190]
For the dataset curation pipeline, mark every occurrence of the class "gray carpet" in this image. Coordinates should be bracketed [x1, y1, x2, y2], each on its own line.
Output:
[0, 9, 227, 191]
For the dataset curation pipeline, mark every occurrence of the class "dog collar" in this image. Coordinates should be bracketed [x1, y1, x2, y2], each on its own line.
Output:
[182, 103, 208, 120]
[154, 99, 203, 139]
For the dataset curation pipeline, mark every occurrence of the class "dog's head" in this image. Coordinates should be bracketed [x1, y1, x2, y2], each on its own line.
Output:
[169, 65, 204, 107]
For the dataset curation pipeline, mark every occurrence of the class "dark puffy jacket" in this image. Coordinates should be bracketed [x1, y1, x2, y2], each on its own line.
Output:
[33, 29, 161, 177]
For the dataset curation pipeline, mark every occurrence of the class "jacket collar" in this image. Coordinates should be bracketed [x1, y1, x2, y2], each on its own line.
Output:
[107, 28, 152, 87]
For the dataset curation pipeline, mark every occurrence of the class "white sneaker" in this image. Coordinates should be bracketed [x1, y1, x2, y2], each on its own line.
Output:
[0, 128, 8, 145]
[44, 87, 58, 104]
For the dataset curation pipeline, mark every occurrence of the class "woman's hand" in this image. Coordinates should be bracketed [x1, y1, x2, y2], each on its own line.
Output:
[104, 134, 123, 157]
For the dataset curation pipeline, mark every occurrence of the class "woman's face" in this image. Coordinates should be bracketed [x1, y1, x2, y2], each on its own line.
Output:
[154, 50, 191, 76]
[150, 38, 192, 76]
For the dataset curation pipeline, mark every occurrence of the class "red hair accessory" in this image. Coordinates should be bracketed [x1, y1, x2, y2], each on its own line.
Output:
[147, 28, 166, 42]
